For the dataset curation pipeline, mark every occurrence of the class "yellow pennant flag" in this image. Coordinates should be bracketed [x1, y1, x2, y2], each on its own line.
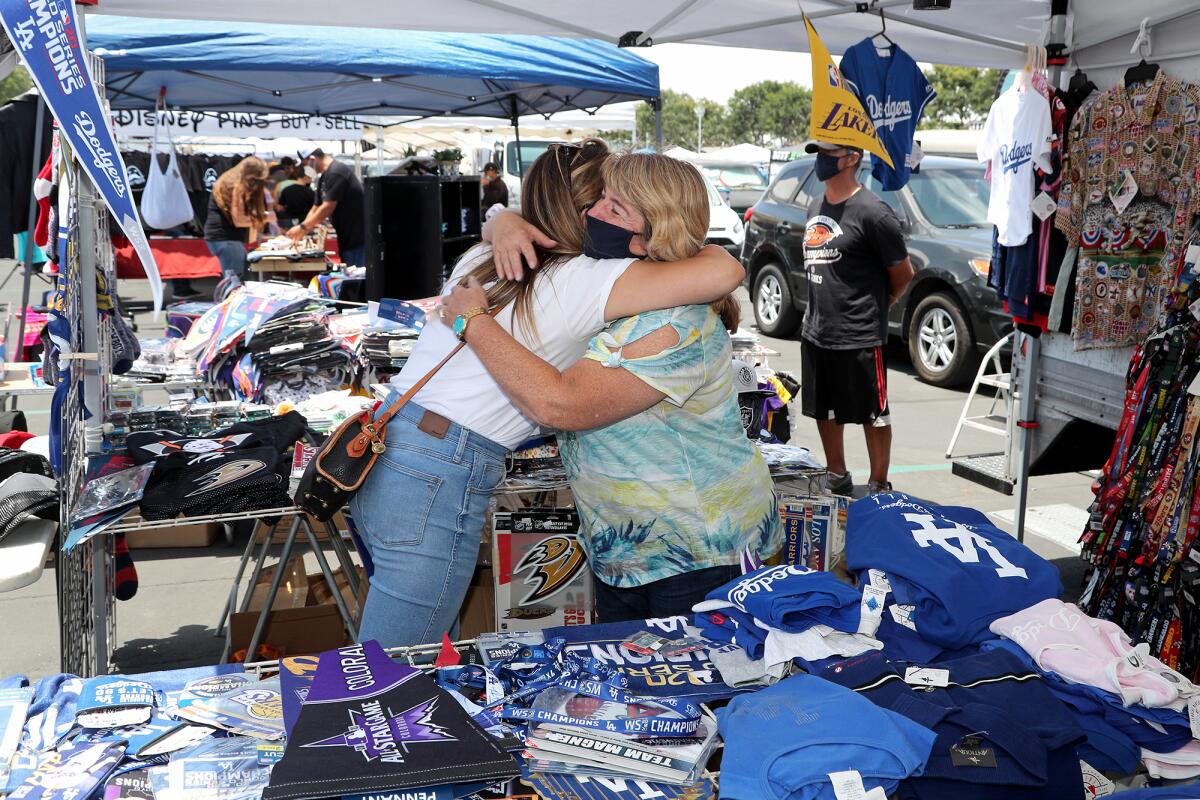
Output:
[805, 15, 895, 169]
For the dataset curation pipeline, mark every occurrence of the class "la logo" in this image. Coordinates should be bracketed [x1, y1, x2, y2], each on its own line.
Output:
[903, 513, 1028, 579]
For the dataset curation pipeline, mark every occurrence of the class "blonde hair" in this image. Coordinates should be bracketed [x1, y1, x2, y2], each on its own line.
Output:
[465, 138, 609, 339]
[212, 156, 268, 237]
[602, 154, 740, 331]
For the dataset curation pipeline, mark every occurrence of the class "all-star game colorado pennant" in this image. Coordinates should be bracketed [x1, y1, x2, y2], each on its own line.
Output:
[262, 641, 518, 800]
[804, 13, 895, 168]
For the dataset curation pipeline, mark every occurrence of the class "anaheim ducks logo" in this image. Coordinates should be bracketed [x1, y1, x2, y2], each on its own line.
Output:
[512, 534, 585, 605]
[804, 221, 839, 248]
[185, 458, 268, 497]
[804, 215, 844, 266]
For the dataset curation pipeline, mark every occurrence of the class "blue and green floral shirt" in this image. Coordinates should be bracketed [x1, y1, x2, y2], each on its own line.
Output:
[560, 304, 781, 588]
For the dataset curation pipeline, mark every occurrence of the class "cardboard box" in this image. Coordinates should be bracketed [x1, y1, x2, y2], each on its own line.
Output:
[254, 511, 348, 544]
[246, 556, 309, 612]
[126, 522, 219, 549]
[228, 604, 348, 659]
[307, 564, 368, 625]
[493, 509, 593, 632]
[458, 565, 495, 640]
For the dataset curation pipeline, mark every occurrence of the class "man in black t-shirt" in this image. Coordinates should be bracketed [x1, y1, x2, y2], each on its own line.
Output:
[287, 148, 366, 266]
[800, 141, 914, 497]
[480, 162, 509, 213]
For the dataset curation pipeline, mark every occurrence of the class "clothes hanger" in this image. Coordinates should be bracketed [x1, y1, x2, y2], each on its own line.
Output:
[1068, 67, 1096, 96]
[1125, 17, 1160, 87]
[870, 6, 894, 49]
[1014, 44, 1033, 91]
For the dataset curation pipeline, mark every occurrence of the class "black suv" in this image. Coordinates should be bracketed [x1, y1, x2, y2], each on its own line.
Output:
[742, 155, 1009, 387]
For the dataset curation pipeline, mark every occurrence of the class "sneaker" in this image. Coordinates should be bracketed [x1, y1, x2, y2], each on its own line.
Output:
[825, 471, 854, 496]
[867, 480, 893, 495]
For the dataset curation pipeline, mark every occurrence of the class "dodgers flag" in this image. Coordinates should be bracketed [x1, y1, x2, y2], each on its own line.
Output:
[0, 0, 162, 310]
[804, 14, 894, 169]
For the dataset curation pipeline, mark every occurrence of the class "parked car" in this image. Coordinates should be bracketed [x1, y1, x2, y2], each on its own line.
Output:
[702, 174, 745, 257]
[696, 161, 769, 217]
[741, 155, 1008, 387]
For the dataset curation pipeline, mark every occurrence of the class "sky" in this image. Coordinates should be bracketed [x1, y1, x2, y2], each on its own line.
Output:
[636, 43, 815, 102]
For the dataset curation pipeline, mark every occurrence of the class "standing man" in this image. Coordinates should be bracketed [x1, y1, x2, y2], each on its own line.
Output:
[480, 161, 509, 214]
[800, 141, 914, 496]
[287, 147, 366, 267]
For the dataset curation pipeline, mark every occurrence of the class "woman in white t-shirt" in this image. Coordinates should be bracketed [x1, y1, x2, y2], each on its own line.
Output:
[352, 139, 746, 647]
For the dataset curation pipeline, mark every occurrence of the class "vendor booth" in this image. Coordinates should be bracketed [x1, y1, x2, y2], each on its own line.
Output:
[3, 1, 1200, 800]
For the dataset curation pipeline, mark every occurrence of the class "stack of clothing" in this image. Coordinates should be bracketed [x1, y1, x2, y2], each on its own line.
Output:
[233, 307, 354, 405]
[990, 599, 1200, 779]
[845, 492, 1063, 661]
[820, 648, 1088, 799]
[692, 565, 882, 685]
[125, 411, 306, 520]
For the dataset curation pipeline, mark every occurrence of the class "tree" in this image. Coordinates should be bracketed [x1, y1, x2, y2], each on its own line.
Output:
[728, 81, 811, 146]
[0, 66, 32, 106]
[922, 65, 1003, 129]
[599, 129, 632, 149]
[633, 90, 733, 151]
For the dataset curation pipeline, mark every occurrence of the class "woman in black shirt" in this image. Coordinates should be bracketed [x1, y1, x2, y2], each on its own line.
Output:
[203, 156, 268, 278]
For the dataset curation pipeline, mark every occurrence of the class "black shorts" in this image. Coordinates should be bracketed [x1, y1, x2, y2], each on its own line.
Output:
[800, 339, 891, 426]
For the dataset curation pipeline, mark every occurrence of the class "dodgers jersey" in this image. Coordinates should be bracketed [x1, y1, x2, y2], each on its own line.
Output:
[846, 493, 1062, 649]
[840, 39, 936, 191]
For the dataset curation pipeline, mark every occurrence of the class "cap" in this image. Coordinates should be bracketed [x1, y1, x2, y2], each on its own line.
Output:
[731, 359, 759, 394]
[298, 147, 326, 161]
[804, 141, 862, 154]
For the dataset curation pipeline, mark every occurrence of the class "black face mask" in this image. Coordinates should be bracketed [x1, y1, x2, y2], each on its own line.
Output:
[584, 213, 638, 259]
[814, 152, 845, 182]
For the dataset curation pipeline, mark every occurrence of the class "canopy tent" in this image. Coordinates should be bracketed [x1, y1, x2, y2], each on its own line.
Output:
[87, 1, 1200, 80]
[85, 17, 659, 119]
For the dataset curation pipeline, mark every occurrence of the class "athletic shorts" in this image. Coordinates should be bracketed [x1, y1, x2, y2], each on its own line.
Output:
[800, 339, 891, 427]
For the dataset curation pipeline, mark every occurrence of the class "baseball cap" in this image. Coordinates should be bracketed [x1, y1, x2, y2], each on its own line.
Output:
[731, 359, 760, 394]
[804, 141, 862, 154]
[297, 147, 325, 161]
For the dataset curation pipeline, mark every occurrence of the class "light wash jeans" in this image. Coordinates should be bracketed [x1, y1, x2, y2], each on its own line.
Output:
[350, 398, 507, 648]
[205, 239, 247, 277]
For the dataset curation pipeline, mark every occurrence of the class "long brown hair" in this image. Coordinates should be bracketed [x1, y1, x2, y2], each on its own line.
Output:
[464, 138, 609, 339]
[212, 156, 268, 234]
[602, 154, 741, 332]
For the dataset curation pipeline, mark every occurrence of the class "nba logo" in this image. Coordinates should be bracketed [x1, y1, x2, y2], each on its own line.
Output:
[827, 63, 842, 88]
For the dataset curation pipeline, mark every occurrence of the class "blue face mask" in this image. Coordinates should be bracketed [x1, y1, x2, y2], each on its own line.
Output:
[584, 213, 638, 259]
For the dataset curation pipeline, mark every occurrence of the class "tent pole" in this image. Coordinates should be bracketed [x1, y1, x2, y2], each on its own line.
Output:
[654, 98, 663, 151]
[510, 97, 524, 178]
[17, 95, 45, 367]
[375, 125, 384, 174]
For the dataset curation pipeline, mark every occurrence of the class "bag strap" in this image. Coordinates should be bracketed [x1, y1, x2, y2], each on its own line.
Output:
[362, 304, 506, 437]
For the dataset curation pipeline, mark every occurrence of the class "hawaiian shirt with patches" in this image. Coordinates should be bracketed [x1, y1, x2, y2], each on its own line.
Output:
[559, 305, 781, 588]
[1057, 73, 1200, 347]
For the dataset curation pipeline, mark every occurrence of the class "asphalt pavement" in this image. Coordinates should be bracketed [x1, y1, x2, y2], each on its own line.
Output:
[0, 278, 1097, 679]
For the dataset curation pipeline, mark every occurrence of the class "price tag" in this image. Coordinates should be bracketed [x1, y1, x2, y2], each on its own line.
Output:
[890, 604, 918, 631]
[268, 342, 304, 356]
[906, 143, 925, 170]
[950, 736, 997, 767]
[829, 770, 867, 800]
[1080, 761, 1116, 796]
[1031, 191, 1057, 221]
[904, 667, 950, 688]
[1109, 170, 1139, 215]
[866, 569, 892, 592]
[1188, 696, 1200, 739]
[858, 585, 888, 637]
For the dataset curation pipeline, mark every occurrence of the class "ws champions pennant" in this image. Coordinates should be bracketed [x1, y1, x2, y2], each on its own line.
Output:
[805, 15, 895, 168]
[262, 641, 518, 800]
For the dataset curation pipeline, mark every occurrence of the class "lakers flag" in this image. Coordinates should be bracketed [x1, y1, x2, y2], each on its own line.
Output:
[805, 15, 895, 168]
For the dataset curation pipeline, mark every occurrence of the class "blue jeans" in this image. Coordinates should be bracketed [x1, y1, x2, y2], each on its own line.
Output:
[593, 564, 742, 623]
[339, 244, 365, 268]
[350, 398, 507, 647]
[206, 239, 247, 277]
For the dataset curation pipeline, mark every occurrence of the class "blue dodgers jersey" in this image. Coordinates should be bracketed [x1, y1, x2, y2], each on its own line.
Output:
[846, 493, 1062, 649]
[693, 565, 862, 634]
[840, 39, 935, 191]
[717, 674, 934, 800]
[544, 616, 752, 704]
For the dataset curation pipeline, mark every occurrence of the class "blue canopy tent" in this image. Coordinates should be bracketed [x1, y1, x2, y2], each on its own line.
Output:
[86, 17, 660, 121]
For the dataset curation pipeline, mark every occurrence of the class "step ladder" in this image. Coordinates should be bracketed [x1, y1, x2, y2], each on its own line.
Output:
[946, 332, 1017, 495]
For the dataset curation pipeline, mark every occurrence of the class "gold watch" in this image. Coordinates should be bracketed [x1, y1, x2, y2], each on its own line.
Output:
[452, 307, 488, 342]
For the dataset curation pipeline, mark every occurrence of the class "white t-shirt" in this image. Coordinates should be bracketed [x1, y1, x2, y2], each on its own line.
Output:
[390, 245, 634, 449]
[977, 87, 1052, 247]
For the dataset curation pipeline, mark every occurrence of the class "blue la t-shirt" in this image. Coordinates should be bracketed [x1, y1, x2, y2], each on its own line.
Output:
[846, 493, 1062, 649]
[840, 39, 936, 190]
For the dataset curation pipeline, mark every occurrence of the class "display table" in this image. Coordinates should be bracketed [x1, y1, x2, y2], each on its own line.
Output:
[248, 257, 333, 277]
[0, 363, 53, 397]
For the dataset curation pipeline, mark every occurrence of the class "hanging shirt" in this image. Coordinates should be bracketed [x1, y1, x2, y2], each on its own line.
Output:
[839, 38, 936, 191]
[977, 87, 1052, 246]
